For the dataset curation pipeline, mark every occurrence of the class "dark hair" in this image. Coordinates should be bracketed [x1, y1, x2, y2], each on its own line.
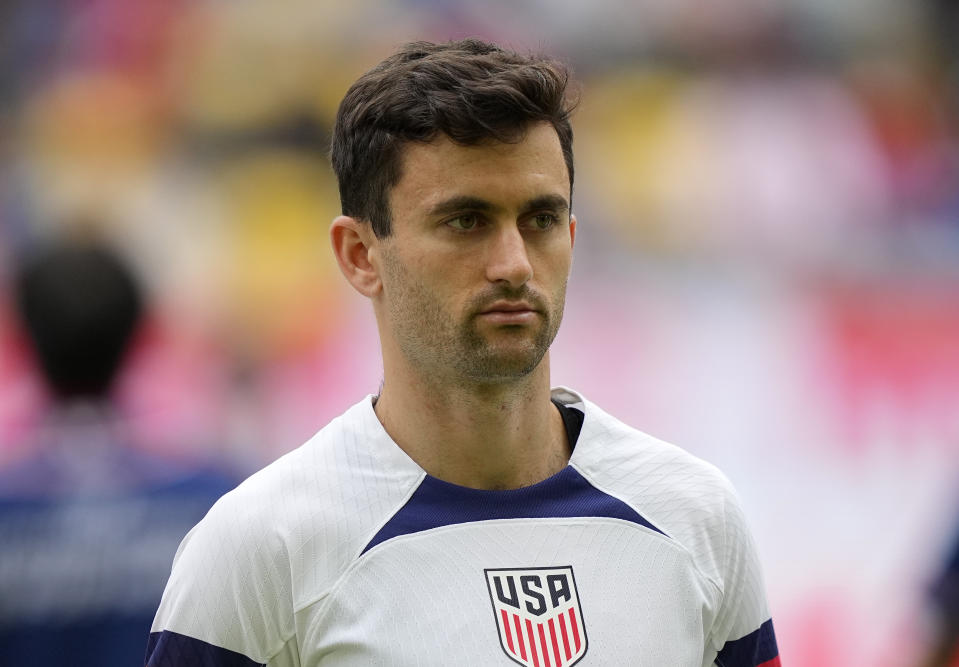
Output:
[14, 240, 144, 399]
[330, 38, 576, 238]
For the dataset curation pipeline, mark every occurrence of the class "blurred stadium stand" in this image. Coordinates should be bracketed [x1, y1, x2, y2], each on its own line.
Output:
[0, 1, 957, 665]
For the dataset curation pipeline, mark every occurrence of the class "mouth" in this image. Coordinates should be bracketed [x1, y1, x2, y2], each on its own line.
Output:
[480, 301, 537, 315]
[477, 301, 541, 326]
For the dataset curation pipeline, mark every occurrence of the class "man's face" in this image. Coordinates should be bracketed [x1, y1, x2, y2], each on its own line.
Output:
[376, 122, 575, 385]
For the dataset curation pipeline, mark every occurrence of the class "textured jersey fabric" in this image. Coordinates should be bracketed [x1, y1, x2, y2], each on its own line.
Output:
[147, 388, 780, 666]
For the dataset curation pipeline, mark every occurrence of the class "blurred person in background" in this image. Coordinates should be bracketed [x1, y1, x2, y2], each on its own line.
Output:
[147, 39, 779, 666]
[0, 235, 237, 666]
[921, 517, 959, 667]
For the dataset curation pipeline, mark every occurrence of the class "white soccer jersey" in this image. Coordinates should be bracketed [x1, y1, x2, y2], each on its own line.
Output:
[148, 388, 779, 667]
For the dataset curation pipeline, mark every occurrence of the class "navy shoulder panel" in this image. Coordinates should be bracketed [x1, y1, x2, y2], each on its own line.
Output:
[146, 630, 265, 667]
[362, 465, 665, 555]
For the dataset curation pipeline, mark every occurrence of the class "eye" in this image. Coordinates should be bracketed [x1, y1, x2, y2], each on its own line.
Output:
[446, 213, 482, 231]
[529, 213, 558, 230]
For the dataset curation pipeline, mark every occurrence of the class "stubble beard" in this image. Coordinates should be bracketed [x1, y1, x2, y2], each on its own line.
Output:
[383, 255, 566, 386]
[456, 294, 563, 383]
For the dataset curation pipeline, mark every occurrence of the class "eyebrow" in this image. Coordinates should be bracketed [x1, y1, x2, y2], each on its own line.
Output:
[426, 193, 570, 219]
[525, 194, 570, 215]
[427, 196, 495, 218]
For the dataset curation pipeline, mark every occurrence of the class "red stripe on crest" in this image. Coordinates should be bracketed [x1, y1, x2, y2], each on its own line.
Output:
[548, 618, 562, 667]
[569, 607, 581, 653]
[513, 614, 527, 661]
[758, 658, 781, 667]
[501, 609, 515, 654]
[538, 623, 551, 667]
[559, 613, 571, 660]
[525, 619, 540, 667]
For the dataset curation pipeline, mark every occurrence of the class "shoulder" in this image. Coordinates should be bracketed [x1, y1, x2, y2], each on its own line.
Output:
[189, 395, 424, 583]
[152, 396, 425, 657]
[557, 387, 737, 513]
[557, 388, 750, 586]
[560, 388, 778, 661]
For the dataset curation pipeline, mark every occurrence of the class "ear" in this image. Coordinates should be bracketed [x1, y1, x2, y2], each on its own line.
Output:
[330, 216, 382, 297]
[569, 213, 577, 249]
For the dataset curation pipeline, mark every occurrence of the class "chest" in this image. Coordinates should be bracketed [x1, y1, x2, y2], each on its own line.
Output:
[293, 518, 717, 667]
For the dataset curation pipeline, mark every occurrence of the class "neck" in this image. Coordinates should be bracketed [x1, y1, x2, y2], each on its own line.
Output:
[373, 353, 570, 490]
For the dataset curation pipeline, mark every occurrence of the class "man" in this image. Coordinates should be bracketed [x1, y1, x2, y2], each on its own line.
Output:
[0, 238, 235, 666]
[147, 39, 780, 666]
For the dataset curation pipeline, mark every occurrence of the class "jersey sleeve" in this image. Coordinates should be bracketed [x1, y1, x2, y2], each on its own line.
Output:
[705, 477, 780, 667]
[145, 488, 299, 667]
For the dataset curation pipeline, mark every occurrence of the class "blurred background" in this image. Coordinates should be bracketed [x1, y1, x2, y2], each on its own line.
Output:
[0, 0, 957, 665]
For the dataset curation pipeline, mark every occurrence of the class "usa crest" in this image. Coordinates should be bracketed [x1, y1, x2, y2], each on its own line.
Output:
[484, 566, 588, 667]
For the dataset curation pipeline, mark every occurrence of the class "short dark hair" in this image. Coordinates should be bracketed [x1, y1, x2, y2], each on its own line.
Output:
[330, 38, 576, 238]
[14, 240, 143, 399]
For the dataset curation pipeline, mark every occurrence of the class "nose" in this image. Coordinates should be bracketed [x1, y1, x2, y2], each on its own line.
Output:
[485, 225, 533, 288]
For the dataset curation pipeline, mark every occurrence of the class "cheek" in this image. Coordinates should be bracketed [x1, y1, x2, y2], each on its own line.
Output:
[388, 265, 456, 321]
[407, 257, 469, 301]
[535, 245, 573, 284]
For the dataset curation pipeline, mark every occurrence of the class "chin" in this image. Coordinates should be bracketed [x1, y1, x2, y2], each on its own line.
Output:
[460, 349, 547, 383]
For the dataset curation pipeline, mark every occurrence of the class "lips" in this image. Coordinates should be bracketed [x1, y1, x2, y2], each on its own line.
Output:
[476, 300, 541, 326]
[480, 301, 537, 314]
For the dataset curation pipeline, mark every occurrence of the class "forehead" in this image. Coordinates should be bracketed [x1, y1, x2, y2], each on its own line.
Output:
[389, 122, 570, 221]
